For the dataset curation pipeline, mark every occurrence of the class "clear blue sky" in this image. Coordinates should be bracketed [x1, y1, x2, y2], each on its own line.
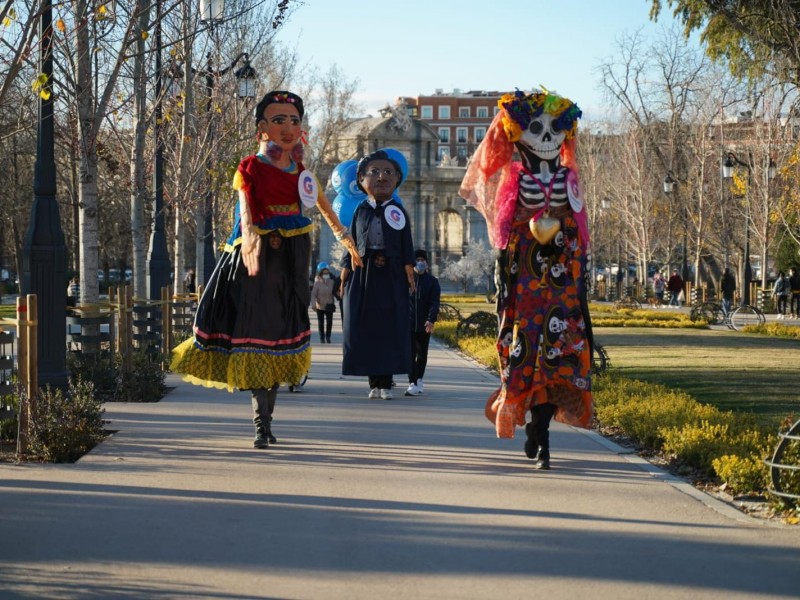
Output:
[274, 0, 690, 120]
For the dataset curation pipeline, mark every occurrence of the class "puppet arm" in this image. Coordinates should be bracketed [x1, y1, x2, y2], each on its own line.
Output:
[316, 189, 363, 268]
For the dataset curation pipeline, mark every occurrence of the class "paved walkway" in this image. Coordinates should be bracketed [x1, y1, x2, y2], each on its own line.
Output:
[1, 319, 799, 599]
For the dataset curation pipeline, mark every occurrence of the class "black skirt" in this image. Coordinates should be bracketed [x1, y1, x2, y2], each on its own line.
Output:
[171, 232, 311, 391]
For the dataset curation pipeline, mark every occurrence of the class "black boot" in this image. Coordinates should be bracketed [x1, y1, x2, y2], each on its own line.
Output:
[252, 385, 278, 447]
[524, 422, 539, 459]
[267, 385, 277, 444]
[253, 420, 269, 449]
[531, 403, 554, 469]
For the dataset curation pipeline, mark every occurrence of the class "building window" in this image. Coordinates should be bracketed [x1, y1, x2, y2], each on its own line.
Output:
[457, 145, 468, 159]
[458, 106, 470, 118]
[438, 127, 450, 143]
[477, 106, 489, 118]
[456, 127, 468, 143]
[420, 105, 433, 119]
[474, 127, 486, 143]
[438, 146, 451, 162]
[493, 106, 500, 115]
[439, 105, 451, 119]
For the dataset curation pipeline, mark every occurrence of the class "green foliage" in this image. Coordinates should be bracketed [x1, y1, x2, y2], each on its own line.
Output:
[742, 322, 800, 340]
[29, 379, 107, 463]
[661, 421, 772, 478]
[0, 386, 18, 442]
[595, 381, 727, 450]
[67, 352, 119, 402]
[68, 350, 167, 403]
[774, 236, 800, 274]
[116, 352, 167, 403]
[712, 454, 769, 496]
[650, 0, 798, 83]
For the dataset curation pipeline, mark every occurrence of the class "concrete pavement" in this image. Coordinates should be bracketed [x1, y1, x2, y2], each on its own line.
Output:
[1, 318, 799, 599]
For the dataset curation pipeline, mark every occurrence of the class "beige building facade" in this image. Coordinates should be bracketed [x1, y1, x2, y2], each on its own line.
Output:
[316, 105, 488, 275]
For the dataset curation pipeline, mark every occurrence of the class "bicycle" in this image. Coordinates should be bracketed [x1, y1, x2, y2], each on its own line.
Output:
[613, 295, 642, 310]
[689, 301, 725, 325]
[726, 304, 766, 331]
[765, 417, 800, 505]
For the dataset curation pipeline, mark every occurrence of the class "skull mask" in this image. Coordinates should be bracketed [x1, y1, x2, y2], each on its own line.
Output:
[517, 112, 566, 161]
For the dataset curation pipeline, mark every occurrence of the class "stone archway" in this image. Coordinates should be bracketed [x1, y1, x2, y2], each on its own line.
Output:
[436, 209, 464, 259]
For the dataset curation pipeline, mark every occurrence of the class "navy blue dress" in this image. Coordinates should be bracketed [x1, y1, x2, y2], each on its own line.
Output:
[341, 198, 414, 376]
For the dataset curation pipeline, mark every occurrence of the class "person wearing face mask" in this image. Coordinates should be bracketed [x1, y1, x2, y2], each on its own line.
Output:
[406, 249, 440, 396]
[339, 150, 416, 400]
[311, 262, 336, 343]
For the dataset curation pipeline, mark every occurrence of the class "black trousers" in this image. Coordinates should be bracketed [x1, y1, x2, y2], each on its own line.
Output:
[368, 375, 392, 389]
[315, 309, 333, 339]
[409, 330, 431, 384]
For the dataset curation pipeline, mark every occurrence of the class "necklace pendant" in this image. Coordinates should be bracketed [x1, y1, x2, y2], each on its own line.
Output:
[530, 210, 560, 245]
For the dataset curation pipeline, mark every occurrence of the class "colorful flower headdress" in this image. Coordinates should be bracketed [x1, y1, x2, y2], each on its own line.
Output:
[498, 88, 582, 143]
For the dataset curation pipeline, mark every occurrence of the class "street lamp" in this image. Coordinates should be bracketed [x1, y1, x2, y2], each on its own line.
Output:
[147, 0, 170, 302]
[662, 171, 689, 283]
[722, 151, 753, 306]
[22, 0, 68, 388]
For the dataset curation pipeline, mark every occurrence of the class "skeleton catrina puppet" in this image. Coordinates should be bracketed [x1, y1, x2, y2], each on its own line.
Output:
[460, 89, 594, 469]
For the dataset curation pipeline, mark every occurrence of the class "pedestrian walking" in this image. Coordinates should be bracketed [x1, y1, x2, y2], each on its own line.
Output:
[459, 88, 593, 470]
[340, 150, 415, 401]
[405, 249, 440, 397]
[772, 271, 790, 319]
[653, 271, 666, 304]
[720, 267, 736, 316]
[310, 262, 336, 343]
[183, 268, 196, 294]
[171, 90, 361, 449]
[67, 277, 80, 307]
[667, 270, 684, 306]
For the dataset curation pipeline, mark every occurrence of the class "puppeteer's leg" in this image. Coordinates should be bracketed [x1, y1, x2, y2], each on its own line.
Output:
[252, 384, 279, 448]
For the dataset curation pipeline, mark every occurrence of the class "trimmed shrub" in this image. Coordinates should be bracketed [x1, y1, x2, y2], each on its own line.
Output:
[742, 322, 800, 340]
[595, 383, 728, 450]
[713, 454, 769, 495]
[116, 351, 167, 403]
[29, 379, 107, 463]
[661, 421, 772, 478]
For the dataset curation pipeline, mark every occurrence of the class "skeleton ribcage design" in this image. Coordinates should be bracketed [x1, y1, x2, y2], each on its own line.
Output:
[517, 168, 569, 210]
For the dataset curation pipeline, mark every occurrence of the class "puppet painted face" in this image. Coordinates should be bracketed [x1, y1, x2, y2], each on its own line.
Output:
[517, 112, 566, 161]
[258, 103, 302, 153]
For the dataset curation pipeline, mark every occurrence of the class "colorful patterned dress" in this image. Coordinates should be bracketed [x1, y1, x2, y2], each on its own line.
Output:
[487, 164, 593, 437]
[170, 154, 313, 391]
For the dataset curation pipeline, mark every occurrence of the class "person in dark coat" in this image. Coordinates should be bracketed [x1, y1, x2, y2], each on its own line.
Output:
[667, 270, 684, 306]
[405, 249, 441, 396]
[720, 267, 736, 316]
[340, 150, 416, 400]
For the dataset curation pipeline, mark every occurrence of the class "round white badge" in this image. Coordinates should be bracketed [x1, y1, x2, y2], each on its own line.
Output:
[298, 170, 318, 208]
[384, 204, 406, 230]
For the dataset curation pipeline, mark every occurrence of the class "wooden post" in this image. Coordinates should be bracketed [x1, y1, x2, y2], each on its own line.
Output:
[16, 296, 28, 455]
[27, 294, 38, 418]
[161, 286, 171, 361]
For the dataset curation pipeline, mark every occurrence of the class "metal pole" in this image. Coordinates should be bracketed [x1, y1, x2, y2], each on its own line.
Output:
[202, 50, 216, 285]
[147, 0, 171, 301]
[743, 167, 752, 306]
[21, 0, 68, 389]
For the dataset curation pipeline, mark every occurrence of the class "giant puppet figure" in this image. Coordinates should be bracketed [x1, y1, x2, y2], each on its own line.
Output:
[459, 89, 593, 470]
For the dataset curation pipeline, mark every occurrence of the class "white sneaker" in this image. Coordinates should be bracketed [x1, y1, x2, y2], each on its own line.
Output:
[405, 383, 421, 396]
[380, 388, 393, 400]
[417, 379, 424, 393]
[368, 388, 380, 399]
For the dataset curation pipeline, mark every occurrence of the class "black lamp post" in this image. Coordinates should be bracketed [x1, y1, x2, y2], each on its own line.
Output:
[662, 171, 689, 282]
[21, 0, 69, 389]
[147, 0, 171, 301]
[722, 151, 753, 306]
